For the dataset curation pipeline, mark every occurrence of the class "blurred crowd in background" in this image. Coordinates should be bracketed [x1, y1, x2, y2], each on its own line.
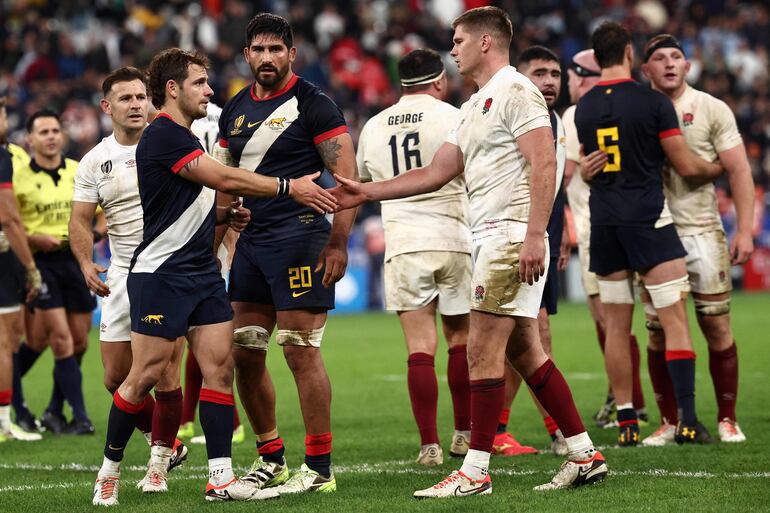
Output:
[2, 0, 770, 302]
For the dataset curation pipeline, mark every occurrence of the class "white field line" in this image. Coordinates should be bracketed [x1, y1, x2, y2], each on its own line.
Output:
[0, 461, 768, 493]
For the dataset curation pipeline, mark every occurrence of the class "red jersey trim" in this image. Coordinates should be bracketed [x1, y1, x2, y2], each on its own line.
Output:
[597, 78, 635, 86]
[665, 350, 696, 361]
[250, 74, 299, 102]
[218, 137, 229, 148]
[313, 125, 348, 145]
[659, 128, 682, 139]
[171, 149, 204, 174]
[0, 182, 12, 189]
[155, 112, 175, 122]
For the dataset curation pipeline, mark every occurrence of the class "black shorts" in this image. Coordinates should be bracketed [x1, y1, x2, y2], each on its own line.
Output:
[589, 224, 686, 276]
[29, 249, 97, 312]
[229, 231, 335, 311]
[540, 256, 559, 315]
[0, 249, 25, 310]
[128, 271, 233, 339]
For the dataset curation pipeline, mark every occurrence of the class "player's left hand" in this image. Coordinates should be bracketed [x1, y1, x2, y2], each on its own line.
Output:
[315, 236, 348, 287]
[579, 144, 608, 181]
[520, 234, 546, 286]
[730, 230, 754, 265]
[558, 232, 571, 271]
[227, 199, 251, 232]
[330, 174, 368, 211]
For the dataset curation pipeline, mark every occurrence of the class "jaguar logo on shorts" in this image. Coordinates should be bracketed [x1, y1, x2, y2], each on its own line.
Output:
[101, 160, 112, 174]
[141, 314, 164, 325]
[474, 285, 485, 302]
[482, 98, 493, 115]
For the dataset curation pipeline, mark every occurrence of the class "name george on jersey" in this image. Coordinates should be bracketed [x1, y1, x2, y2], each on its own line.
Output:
[388, 112, 424, 126]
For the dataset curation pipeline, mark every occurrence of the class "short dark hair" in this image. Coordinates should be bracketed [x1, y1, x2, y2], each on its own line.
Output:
[517, 45, 560, 67]
[26, 109, 60, 133]
[398, 48, 444, 90]
[245, 13, 293, 48]
[592, 21, 631, 68]
[146, 48, 209, 109]
[452, 7, 513, 49]
[102, 66, 146, 97]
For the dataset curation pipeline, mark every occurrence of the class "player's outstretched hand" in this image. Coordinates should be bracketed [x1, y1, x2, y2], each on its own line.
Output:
[330, 174, 368, 211]
[730, 230, 754, 265]
[315, 235, 349, 288]
[519, 234, 546, 286]
[579, 144, 608, 181]
[289, 172, 338, 214]
[227, 199, 251, 232]
[80, 262, 110, 297]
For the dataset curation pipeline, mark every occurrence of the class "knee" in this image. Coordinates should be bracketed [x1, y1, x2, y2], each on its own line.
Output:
[103, 368, 125, 394]
[156, 367, 181, 391]
[698, 316, 732, 348]
[234, 347, 266, 371]
[49, 331, 73, 358]
[283, 346, 318, 374]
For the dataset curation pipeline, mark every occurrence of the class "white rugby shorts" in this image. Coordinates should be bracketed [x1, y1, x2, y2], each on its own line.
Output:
[100, 266, 131, 342]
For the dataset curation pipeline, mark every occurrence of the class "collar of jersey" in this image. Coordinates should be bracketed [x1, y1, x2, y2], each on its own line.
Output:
[597, 78, 635, 86]
[250, 74, 298, 102]
[29, 156, 66, 174]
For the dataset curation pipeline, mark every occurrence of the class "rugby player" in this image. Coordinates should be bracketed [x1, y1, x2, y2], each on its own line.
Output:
[70, 67, 189, 493]
[356, 48, 472, 466]
[91, 48, 335, 506]
[0, 95, 42, 442]
[334, 7, 607, 496]
[213, 13, 357, 494]
[639, 34, 754, 444]
[575, 22, 723, 446]
[563, 50, 647, 428]
[12, 109, 95, 435]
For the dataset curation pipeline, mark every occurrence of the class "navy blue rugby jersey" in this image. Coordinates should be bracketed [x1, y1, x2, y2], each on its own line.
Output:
[131, 113, 218, 275]
[218, 74, 347, 242]
[575, 79, 681, 227]
[547, 110, 566, 256]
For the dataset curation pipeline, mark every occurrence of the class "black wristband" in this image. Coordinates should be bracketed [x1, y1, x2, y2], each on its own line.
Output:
[276, 177, 290, 197]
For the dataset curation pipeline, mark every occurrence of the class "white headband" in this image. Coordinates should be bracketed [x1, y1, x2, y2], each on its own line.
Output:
[401, 69, 445, 87]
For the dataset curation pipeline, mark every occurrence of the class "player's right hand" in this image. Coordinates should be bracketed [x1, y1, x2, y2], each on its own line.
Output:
[24, 266, 42, 302]
[330, 174, 368, 211]
[81, 262, 110, 297]
[289, 172, 338, 214]
[31, 234, 62, 252]
[579, 144, 608, 181]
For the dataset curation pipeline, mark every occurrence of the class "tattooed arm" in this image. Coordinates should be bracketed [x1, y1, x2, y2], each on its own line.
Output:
[314, 133, 359, 286]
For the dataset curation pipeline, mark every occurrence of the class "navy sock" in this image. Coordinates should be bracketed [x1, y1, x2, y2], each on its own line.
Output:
[104, 392, 140, 462]
[47, 377, 65, 417]
[666, 355, 697, 425]
[617, 406, 638, 426]
[53, 356, 89, 422]
[305, 433, 333, 478]
[199, 389, 234, 460]
[17, 343, 41, 376]
[305, 453, 331, 478]
[257, 437, 285, 464]
[11, 352, 30, 417]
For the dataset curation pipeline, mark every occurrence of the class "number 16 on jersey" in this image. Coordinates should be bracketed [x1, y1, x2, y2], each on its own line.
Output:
[388, 132, 422, 176]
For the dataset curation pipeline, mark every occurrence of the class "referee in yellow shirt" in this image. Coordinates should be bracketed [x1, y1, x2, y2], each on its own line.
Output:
[12, 109, 96, 434]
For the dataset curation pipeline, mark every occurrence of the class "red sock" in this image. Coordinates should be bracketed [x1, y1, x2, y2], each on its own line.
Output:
[630, 335, 645, 409]
[543, 415, 559, 436]
[647, 347, 678, 424]
[709, 343, 738, 421]
[0, 388, 11, 405]
[153, 388, 183, 448]
[526, 360, 585, 438]
[447, 345, 471, 431]
[407, 353, 439, 445]
[181, 350, 202, 424]
[469, 378, 505, 452]
[595, 322, 606, 353]
[135, 395, 155, 434]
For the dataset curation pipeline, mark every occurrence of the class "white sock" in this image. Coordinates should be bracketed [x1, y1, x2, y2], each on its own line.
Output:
[459, 449, 490, 481]
[208, 457, 235, 486]
[565, 432, 596, 461]
[617, 402, 633, 411]
[150, 445, 173, 470]
[0, 405, 10, 431]
[99, 456, 121, 477]
[143, 431, 152, 446]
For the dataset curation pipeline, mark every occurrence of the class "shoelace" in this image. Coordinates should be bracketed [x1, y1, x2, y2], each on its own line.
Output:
[651, 424, 672, 437]
[149, 471, 164, 486]
[722, 421, 738, 435]
[283, 470, 310, 489]
[434, 471, 462, 489]
[100, 478, 118, 499]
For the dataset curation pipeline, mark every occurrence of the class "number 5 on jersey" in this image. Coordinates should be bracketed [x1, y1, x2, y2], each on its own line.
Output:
[596, 127, 621, 172]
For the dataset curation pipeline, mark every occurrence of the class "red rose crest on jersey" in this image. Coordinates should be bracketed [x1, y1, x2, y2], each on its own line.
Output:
[482, 98, 493, 114]
[683, 112, 694, 126]
[474, 285, 485, 301]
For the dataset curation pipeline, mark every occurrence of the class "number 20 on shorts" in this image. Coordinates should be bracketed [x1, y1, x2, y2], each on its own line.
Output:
[288, 266, 312, 289]
[596, 126, 621, 172]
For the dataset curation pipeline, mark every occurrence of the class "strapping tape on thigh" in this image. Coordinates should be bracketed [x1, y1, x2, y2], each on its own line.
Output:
[598, 278, 634, 304]
[646, 276, 689, 309]
[276, 323, 325, 348]
[694, 297, 730, 316]
[233, 325, 270, 350]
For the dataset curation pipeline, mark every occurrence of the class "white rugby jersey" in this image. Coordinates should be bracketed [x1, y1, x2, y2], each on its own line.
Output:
[446, 66, 552, 240]
[562, 105, 591, 245]
[73, 134, 143, 269]
[665, 85, 743, 235]
[357, 94, 471, 261]
[191, 102, 223, 154]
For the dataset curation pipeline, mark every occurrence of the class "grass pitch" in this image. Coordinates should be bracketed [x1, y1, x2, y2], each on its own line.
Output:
[1, 293, 769, 512]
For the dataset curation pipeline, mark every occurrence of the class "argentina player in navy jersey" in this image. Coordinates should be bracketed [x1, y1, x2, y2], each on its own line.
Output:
[212, 13, 358, 494]
[575, 22, 724, 448]
[92, 48, 336, 506]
